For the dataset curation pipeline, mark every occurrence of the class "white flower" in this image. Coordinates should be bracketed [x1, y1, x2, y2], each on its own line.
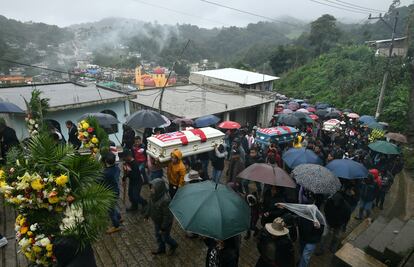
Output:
[30, 223, 38, 232]
[39, 237, 50, 247]
[34, 124, 39, 128]
[59, 205, 84, 232]
[29, 119, 35, 125]
[31, 130, 38, 135]
[18, 238, 30, 248]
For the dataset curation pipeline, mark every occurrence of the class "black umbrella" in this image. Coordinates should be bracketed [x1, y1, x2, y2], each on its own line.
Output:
[0, 101, 25, 114]
[316, 103, 330, 110]
[315, 109, 329, 118]
[126, 110, 165, 129]
[325, 111, 341, 119]
[79, 113, 119, 127]
[278, 114, 301, 127]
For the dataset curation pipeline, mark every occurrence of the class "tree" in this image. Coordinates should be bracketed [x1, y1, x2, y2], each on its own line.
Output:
[269, 45, 310, 75]
[309, 14, 341, 55]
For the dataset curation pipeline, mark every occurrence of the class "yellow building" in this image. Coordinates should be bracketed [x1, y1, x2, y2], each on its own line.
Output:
[134, 66, 175, 90]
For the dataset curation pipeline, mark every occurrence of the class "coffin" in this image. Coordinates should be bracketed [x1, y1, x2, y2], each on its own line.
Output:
[255, 126, 299, 146]
[323, 119, 341, 132]
[146, 127, 225, 162]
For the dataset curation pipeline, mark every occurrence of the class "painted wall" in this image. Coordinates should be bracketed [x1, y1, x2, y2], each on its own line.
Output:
[1, 100, 130, 145]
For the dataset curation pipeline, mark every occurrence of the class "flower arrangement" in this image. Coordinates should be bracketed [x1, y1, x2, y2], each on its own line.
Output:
[77, 117, 110, 156]
[0, 133, 114, 266]
[23, 89, 49, 137]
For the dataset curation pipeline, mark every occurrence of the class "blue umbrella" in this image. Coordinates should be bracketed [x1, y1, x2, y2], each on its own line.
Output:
[359, 115, 376, 125]
[194, 115, 220, 127]
[282, 148, 323, 169]
[316, 103, 330, 110]
[0, 101, 25, 114]
[325, 159, 368, 179]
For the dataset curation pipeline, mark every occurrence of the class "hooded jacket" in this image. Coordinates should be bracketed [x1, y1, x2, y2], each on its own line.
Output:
[167, 149, 186, 187]
[144, 178, 174, 230]
[369, 169, 382, 188]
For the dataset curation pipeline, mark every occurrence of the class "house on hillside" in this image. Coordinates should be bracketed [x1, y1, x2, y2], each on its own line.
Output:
[189, 68, 279, 92]
[366, 36, 408, 57]
[0, 82, 131, 143]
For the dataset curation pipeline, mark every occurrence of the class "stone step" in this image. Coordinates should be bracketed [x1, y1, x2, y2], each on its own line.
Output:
[366, 217, 405, 262]
[334, 242, 387, 267]
[385, 219, 414, 267]
[351, 216, 388, 251]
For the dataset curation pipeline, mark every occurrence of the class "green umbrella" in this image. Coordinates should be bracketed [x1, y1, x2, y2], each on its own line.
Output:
[367, 121, 384, 130]
[368, 141, 401, 155]
[169, 181, 250, 240]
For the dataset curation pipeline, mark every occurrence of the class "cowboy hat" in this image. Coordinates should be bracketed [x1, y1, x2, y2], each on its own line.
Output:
[265, 217, 289, 236]
[184, 170, 202, 182]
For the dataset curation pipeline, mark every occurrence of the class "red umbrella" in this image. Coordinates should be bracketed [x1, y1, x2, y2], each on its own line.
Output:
[237, 163, 296, 188]
[218, 121, 241, 130]
[307, 107, 316, 113]
[309, 114, 319, 120]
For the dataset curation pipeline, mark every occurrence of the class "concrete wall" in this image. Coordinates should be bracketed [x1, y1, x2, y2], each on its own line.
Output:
[1, 100, 130, 145]
[189, 73, 239, 88]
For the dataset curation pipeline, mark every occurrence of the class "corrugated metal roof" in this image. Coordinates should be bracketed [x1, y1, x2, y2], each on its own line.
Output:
[192, 68, 279, 85]
[131, 84, 273, 119]
[0, 82, 129, 111]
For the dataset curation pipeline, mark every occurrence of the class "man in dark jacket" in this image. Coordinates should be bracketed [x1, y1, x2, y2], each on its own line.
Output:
[0, 122, 19, 161]
[226, 149, 245, 191]
[65, 120, 81, 149]
[144, 178, 178, 255]
[355, 174, 378, 220]
[121, 125, 135, 150]
[122, 150, 147, 212]
[317, 192, 351, 254]
[298, 217, 324, 267]
[256, 217, 294, 267]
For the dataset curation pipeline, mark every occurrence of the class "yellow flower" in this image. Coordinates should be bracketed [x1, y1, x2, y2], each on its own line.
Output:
[24, 252, 34, 261]
[27, 231, 33, 236]
[46, 244, 53, 251]
[20, 226, 28, 234]
[30, 178, 44, 191]
[92, 148, 99, 154]
[32, 245, 42, 253]
[55, 174, 69, 186]
[91, 137, 99, 144]
[48, 196, 59, 204]
[46, 251, 53, 258]
[54, 206, 63, 212]
[82, 122, 89, 130]
[0, 169, 5, 180]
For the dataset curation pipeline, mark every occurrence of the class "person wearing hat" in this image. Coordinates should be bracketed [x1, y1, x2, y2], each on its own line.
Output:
[256, 217, 294, 267]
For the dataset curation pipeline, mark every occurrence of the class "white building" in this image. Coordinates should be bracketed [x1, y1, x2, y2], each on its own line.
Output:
[189, 68, 279, 92]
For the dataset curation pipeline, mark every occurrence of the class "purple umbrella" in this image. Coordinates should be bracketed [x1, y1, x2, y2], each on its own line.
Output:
[237, 163, 296, 188]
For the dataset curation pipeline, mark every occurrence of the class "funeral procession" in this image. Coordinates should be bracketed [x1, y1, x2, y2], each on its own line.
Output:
[0, 0, 413, 266]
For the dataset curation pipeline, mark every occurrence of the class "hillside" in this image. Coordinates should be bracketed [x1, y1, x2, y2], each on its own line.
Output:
[277, 46, 411, 131]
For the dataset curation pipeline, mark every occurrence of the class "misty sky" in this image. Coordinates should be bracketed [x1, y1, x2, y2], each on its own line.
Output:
[1, 0, 412, 28]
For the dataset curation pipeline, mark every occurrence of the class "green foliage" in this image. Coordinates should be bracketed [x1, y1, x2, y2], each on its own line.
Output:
[86, 116, 110, 155]
[309, 14, 341, 55]
[270, 45, 311, 75]
[278, 46, 411, 132]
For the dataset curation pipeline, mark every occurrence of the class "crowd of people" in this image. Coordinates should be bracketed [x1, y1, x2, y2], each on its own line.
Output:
[0, 103, 406, 266]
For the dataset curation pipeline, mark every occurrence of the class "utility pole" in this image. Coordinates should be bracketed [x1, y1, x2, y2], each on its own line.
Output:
[369, 11, 399, 119]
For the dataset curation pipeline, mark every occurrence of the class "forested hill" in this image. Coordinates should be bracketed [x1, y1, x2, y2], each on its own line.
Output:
[277, 46, 411, 132]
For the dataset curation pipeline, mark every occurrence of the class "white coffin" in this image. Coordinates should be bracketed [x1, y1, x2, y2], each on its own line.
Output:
[146, 127, 225, 162]
[323, 119, 341, 132]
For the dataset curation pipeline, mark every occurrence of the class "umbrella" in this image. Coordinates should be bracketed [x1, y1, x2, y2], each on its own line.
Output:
[288, 102, 299, 111]
[282, 109, 293, 114]
[316, 103, 330, 110]
[125, 109, 165, 129]
[218, 121, 241, 130]
[172, 117, 193, 125]
[315, 109, 329, 118]
[293, 112, 308, 119]
[326, 111, 342, 119]
[169, 181, 250, 240]
[343, 108, 353, 113]
[237, 163, 296, 188]
[296, 108, 310, 113]
[159, 115, 171, 128]
[385, 132, 408, 143]
[79, 112, 119, 127]
[282, 148, 324, 169]
[368, 141, 401, 155]
[359, 115, 376, 125]
[278, 114, 301, 127]
[292, 164, 341, 196]
[347, 113, 360, 119]
[367, 122, 384, 130]
[194, 115, 220, 127]
[0, 101, 25, 114]
[325, 159, 368, 179]
[309, 114, 319, 121]
[306, 107, 316, 113]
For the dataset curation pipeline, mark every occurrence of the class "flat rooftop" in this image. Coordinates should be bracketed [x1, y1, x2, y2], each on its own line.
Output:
[191, 68, 279, 85]
[131, 84, 274, 119]
[0, 82, 129, 111]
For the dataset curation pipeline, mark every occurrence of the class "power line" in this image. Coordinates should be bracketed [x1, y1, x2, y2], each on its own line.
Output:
[335, 0, 387, 13]
[319, 0, 378, 13]
[132, 0, 229, 27]
[309, 0, 370, 14]
[199, 0, 302, 28]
